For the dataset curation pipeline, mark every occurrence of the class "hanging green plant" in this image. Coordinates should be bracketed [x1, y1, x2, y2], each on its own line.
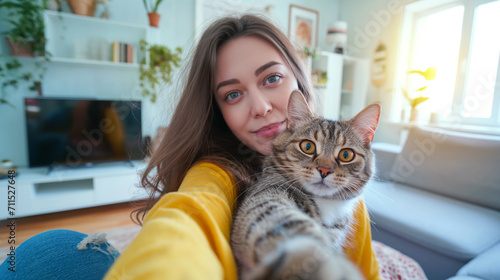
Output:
[0, 0, 49, 106]
[139, 40, 182, 103]
[1, 0, 50, 58]
[0, 58, 46, 107]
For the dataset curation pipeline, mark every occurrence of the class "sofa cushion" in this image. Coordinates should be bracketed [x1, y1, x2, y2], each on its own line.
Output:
[372, 142, 402, 182]
[389, 127, 500, 211]
[454, 242, 500, 280]
[447, 276, 483, 280]
[364, 180, 500, 261]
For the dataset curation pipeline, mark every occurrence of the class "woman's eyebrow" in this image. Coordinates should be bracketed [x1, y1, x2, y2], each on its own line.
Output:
[216, 61, 281, 90]
[255, 61, 281, 76]
[216, 78, 240, 90]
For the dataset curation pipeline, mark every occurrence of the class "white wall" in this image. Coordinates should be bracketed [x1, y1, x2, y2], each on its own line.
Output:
[0, 0, 340, 167]
[339, 0, 420, 144]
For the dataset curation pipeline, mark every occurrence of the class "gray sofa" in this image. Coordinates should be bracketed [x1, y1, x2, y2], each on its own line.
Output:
[364, 126, 500, 280]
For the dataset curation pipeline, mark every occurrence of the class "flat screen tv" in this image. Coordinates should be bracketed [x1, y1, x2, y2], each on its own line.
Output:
[24, 97, 144, 168]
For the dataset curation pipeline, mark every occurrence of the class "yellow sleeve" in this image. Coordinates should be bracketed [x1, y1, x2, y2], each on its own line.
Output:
[104, 162, 238, 280]
[344, 199, 382, 280]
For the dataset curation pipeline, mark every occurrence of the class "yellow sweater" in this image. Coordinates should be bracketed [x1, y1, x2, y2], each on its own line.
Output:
[104, 162, 381, 280]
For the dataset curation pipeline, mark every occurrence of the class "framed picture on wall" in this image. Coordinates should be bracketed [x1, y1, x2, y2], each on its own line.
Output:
[288, 4, 319, 49]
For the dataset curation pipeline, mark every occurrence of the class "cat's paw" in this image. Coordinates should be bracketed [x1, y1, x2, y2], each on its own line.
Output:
[243, 237, 364, 280]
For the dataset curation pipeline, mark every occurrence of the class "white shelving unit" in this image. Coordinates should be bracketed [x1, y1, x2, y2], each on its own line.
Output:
[0, 162, 148, 219]
[44, 10, 148, 68]
[340, 56, 370, 119]
[1, 12, 152, 218]
[312, 51, 370, 120]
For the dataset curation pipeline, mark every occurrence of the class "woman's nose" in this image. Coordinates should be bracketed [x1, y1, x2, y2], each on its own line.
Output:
[250, 90, 272, 117]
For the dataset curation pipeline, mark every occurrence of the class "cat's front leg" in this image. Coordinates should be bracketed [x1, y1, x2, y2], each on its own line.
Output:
[244, 236, 364, 280]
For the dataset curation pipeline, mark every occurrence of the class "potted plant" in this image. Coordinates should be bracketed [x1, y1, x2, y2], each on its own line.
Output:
[1, 0, 49, 58]
[67, 0, 97, 17]
[139, 40, 182, 103]
[142, 0, 164, 27]
[402, 66, 436, 122]
[0, 1, 50, 100]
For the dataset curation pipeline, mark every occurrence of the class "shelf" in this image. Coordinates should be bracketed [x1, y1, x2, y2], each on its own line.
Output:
[7, 161, 147, 184]
[44, 10, 147, 65]
[50, 57, 140, 68]
[44, 10, 147, 30]
[314, 84, 327, 89]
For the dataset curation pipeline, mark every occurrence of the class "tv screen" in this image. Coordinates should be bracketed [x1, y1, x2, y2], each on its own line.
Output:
[25, 97, 144, 168]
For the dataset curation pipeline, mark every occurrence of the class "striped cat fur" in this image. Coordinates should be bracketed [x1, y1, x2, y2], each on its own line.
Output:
[231, 90, 380, 280]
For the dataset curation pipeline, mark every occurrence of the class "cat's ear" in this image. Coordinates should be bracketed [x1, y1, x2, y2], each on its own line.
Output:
[350, 103, 381, 145]
[287, 90, 313, 130]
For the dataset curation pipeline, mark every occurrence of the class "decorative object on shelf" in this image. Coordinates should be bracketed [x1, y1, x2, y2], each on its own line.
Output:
[143, 0, 164, 27]
[312, 70, 327, 88]
[0, 0, 49, 58]
[288, 4, 319, 49]
[0, 159, 17, 179]
[139, 40, 182, 103]
[303, 46, 319, 59]
[46, 0, 62, 12]
[402, 66, 437, 122]
[111, 41, 134, 63]
[98, 0, 111, 19]
[68, 0, 97, 17]
[371, 43, 387, 88]
[326, 21, 347, 54]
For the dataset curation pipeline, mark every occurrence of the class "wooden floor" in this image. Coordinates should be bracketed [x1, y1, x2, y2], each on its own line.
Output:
[1, 201, 145, 245]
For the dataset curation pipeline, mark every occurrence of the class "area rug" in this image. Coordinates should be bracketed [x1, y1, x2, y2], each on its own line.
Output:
[0, 225, 141, 263]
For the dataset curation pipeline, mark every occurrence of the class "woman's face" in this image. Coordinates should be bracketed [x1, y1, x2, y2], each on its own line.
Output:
[214, 36, 299, 155]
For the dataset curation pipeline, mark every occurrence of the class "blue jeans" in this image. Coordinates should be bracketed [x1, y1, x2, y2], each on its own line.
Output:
[0, 229, 119, 280]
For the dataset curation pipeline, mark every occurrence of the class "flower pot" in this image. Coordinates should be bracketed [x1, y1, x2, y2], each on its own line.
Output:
[68, 0, 97, 17]
[409, 107, 419, 122]
[6, 38, 34, 57]
[148, 12, 161, 28]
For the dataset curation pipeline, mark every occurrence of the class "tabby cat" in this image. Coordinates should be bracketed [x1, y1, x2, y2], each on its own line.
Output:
[231, 90, 380, 280]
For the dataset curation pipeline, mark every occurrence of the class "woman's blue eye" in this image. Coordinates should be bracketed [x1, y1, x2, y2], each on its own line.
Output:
[227, 92, 241, 100]
[265, 75, 280, 85]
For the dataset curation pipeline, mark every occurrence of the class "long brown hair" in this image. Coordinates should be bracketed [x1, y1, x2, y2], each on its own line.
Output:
[132, 14, 314, 225]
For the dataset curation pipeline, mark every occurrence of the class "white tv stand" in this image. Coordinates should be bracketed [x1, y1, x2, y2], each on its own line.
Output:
[1, 161, 149, 219]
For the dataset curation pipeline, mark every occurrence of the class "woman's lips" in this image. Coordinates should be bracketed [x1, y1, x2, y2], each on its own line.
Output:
[254, 121, 285, 138]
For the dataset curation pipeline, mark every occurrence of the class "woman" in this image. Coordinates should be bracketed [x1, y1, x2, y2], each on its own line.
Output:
[105, 14, 381, 279]
[0, 14, 381, 280]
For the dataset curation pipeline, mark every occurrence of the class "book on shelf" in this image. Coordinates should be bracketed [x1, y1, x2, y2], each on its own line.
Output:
[111, 41, 134, 64]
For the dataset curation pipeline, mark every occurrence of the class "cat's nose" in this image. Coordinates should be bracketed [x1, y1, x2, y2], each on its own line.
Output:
[317, 166, 333, 178]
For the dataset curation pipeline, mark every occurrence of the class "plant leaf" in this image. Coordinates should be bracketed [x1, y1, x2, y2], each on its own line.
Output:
[416, 86, 428, 92]
[413, 96, 429, 107]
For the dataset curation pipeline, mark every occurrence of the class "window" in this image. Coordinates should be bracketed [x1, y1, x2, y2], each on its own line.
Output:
[396, 0, 500, 127]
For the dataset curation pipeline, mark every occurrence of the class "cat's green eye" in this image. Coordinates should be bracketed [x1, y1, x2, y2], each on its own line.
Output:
[299, 140, 316, 155]
[338, 148, 355, 162]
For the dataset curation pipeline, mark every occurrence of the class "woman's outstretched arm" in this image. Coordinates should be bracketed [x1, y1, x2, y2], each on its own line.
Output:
[104, 162, 238, 280]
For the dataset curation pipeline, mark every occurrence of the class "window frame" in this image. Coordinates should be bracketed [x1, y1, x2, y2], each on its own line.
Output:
[395, 0, 500, 128]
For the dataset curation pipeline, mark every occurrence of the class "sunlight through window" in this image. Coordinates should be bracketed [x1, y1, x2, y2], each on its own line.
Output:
[462, 0, 500, 118]
[409, 6, 464, 117]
